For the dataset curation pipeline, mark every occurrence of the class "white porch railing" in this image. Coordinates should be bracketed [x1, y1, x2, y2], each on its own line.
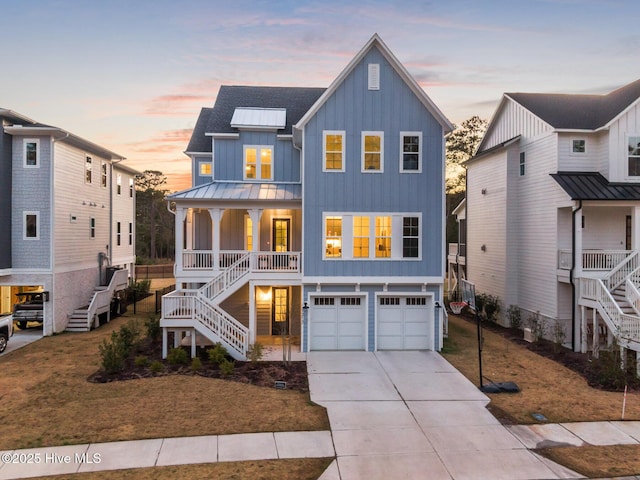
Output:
[580, 277, 640, 345]
[162, 291, 249, 360]
[603, 251, 639, 291]
[558, 250, 634, 271]
[182, 250, 302, 272]
[85, 268, 130, 330]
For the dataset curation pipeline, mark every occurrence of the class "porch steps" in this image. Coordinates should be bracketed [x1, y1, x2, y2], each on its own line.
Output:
[612, 285, 637, 315]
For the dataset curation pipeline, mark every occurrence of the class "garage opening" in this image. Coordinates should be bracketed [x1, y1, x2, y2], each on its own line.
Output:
[377, 295, 432, 350]
[309, 295, 366, 351]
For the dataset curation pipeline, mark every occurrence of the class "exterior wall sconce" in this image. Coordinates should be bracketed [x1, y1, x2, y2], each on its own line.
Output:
[481, 188, 487, 195]
[481, 244, 487, 252]
[43, 291, 50, 302]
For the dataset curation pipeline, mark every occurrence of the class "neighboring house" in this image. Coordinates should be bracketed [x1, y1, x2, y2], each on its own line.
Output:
[0, 108, 137, 335]
[162, 34, 453, 360]
[447, 198, 466, 299]
[465, 79, 640, 363]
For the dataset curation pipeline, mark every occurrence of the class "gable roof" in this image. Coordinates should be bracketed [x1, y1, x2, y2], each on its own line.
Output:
[294, 33, 453, 134]
[551, 171, 640, 201]
[506, 78, 640, 130]
[185, 86, 325, 153]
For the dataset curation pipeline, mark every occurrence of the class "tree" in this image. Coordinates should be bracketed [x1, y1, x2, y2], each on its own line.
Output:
[135, 170, 175, 262]
[446, 115, 488, 194]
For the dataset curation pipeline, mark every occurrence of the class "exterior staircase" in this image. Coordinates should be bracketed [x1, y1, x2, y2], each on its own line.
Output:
[65, 269, 130, 332]
[161, 251, 300, 361]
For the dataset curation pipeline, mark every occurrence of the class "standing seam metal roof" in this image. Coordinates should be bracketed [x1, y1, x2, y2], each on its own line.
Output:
[551, 172, 640, 201]
[167, 182, 302, 201]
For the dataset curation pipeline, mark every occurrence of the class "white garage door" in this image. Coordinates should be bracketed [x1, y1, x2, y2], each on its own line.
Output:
[377, 296, 432, 350]
[309, 296, 366, 350]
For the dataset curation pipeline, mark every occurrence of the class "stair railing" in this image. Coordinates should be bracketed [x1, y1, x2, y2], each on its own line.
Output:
[603, 251, 639, 291]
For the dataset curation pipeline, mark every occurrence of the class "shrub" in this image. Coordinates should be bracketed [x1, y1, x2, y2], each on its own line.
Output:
[527, 311, 547, 343]
[507, 305, 522, 329]
[551, 320, 566, 353]
[145, 315, 161, 342]
[483, 294, 500, 322]
[248, 342, 264, 362]
[99, 331, 127, 374]
[208, 343, 228, 365]
[118, 319, 142, 354]
[167, 347, 189, 365]
[134, 355, 149, 368]
[149, 360, 164, 373]
[191, 357, 202, 371]
[219, 358, 235, 376]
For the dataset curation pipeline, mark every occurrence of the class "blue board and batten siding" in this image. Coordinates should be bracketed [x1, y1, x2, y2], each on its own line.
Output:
[212, 132, 300, 183]
[302, 46, 445, 278]
[0, 128, 12, 269]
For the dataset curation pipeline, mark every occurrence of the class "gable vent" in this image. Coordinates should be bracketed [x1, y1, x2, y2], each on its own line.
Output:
[368, 63, 380, 90]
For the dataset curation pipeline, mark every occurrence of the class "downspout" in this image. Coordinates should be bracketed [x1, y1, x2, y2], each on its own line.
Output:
[570, 200, 583, 352]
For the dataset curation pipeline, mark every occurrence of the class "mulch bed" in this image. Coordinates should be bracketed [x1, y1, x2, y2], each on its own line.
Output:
[457, 312, 640, 392]
[88, 337, 310, 392]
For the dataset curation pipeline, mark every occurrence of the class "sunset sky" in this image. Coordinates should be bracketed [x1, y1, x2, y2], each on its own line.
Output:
[2, 0, 638, 191]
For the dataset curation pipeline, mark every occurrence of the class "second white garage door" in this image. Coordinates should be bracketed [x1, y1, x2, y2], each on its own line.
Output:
[309, 296, 366, 351]
[377, 296, 432, 350]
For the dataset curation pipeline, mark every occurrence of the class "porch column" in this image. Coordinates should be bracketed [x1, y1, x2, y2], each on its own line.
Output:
[248, 209, 262, 251]
[249, 281, 256, 344]
[185, 209, 194, 250]
[175, 207, 187, 274]
[632, 206, 640, 251]
[573, 205, 583, 352]
[208, 208, 224, 273]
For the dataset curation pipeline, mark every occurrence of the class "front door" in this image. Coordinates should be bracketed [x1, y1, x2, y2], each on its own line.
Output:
[272, 218, 290, 252]
[272, 287, 289, 335]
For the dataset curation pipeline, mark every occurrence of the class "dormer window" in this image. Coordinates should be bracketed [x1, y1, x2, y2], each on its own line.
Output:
[629, 136, 640, 176]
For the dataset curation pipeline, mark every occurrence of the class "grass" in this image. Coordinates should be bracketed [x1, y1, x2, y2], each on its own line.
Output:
[0, 314, 329, 451]
[443, 314, 640, 477]
[27, 459, 334, 480]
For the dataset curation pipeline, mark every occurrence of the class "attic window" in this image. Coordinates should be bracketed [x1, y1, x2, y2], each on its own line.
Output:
[231, 107, 286, 131]
[368, 64, 380, 90]
[572, 139, 586, 154]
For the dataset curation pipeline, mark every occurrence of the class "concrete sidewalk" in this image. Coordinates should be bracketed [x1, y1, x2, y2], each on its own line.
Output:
[0, 431, 335, 479]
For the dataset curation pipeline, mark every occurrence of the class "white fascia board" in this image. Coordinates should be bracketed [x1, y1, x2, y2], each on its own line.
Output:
[206, 133, 240, 139]
[302, 276, 444, 285]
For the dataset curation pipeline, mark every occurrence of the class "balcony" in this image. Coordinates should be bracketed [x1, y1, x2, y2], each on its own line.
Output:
[558, 250, 633, 271]
[177, 250, 301, 280]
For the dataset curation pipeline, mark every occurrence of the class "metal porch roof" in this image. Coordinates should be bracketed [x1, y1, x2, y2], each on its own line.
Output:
[551, 172, 640, 201]
[168, 182, 302, 202]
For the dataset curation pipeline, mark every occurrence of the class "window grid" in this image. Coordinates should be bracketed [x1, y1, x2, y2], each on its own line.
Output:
[101, 162, 108, 188]
[362, 133, 383, 171]
[325, 217, 342, 258]
[401, 133, 421, 171]
[340, 297, 361, 306]
[375, 216, 392, 258]
[244, 146, 273, 180]
[324, 132, 344, 171]
[85, 156, 92, 184]
[380, 297, 400, 306]
[406, 297, 426, 306]
[353, 216, 370, 258]
[629, 136, 640, 176]
[403, 217, 419, 258]
[314, 298, 335, 306]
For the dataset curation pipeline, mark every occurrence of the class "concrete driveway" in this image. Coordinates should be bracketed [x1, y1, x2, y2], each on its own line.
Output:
[0, 327, 42, 357]
[307, 351, 579, 480]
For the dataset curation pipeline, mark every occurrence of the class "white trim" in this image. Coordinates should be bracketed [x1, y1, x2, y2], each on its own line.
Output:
[399, 131, 422, 173]
[85, 154, 93, 184]
[243, 145, 274, 181]
[570, 137, 587, 155]
[322, 130, 345, 172]
[206, 133, 240, 139]
[361, 131, 384, 173]
[23, 211, 40, 240]
[303, 276, 443, 284]
[100, 160, 108, 188]
[23, 138, 40, 168]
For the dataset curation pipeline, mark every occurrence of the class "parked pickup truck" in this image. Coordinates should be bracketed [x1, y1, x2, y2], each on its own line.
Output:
[0, 314, 13, 353]
[13, 292, 44, 330]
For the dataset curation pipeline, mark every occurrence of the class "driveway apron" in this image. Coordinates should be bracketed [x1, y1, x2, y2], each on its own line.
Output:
[307, 351, 580, 480]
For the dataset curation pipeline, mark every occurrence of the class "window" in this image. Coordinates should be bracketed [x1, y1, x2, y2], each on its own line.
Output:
[341, 297, 361, 306]
[400, 132, 422, 172]
[572, 139, 586, 154]
[90, 218, 96, 238]
[24, 139, 39, 167]
[101, 161, 108, 187]
[325, 216, 342, 258]
[380, 297, 400, 306]
[24, 212, 39, 239]
[129, 178, 134, 197]
[375, 216, 392, 258]
[362, 132, 383, 172]
[129, 222, 133, 245]
[314, 297, 335, 306]
[199, 162, 212, 176]
[519, 152, 526, 176]
[85, 156, 93, 183]
[116, 222, 121, 246]
[368, 63, 380, 90]
[629, 136, 640, 176]
[403, 217, 419, 258]
[323, 131, 345, 171]
[116, 174, 122, 195]
[407, 297, 426, 305]
[244, 146, 272, 180]
[353, 216, 370, 258]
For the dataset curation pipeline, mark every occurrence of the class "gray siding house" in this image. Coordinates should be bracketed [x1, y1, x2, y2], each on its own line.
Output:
[162, 34, 452, 359]
[0, 109, 137, 335]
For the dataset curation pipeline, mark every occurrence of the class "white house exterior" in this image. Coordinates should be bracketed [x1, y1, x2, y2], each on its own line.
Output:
[161, 35, 453, 360]
[0, 109, 137, 335]
[466, 79, 640, 363]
